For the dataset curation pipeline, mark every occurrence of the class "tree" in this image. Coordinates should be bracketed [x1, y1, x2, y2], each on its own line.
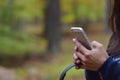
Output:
[44, 0, 62, 53]
[72, 0, 90, 30]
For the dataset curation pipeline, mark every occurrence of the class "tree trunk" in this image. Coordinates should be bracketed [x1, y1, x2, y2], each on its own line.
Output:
[44, 0, 62, 53]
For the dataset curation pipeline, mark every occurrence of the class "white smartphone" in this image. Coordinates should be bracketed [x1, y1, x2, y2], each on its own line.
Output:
[71, 27, 92, 50]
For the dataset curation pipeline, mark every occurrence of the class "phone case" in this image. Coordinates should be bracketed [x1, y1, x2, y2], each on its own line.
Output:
[71, 27, 92, 50]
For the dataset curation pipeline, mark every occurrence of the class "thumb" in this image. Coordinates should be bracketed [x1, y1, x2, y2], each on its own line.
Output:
[91, 41, 103, 49]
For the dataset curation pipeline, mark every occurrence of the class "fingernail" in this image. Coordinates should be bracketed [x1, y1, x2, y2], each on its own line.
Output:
[73, 54, 77, 59]
[73, 38, 76, 42]
[74, 46, 77, 50]
[76, 60, 80, 63]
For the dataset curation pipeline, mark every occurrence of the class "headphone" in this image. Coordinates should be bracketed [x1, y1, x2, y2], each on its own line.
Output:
[59, 63, 76, 80]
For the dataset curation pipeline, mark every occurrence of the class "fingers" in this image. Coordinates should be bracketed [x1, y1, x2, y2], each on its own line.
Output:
[73, 38, 89, 54]
[73, 53, 78, 60]
[74, 46, 79, 52]
[74, 52, 88, 69]
[76, 52, 85, 62]
[73, 53, 82, 69]
[73, 53, 81, 64]
[73, 38, 90, 70]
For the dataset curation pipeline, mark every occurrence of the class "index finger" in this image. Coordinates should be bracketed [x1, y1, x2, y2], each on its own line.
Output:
[73, 38, 89, 54]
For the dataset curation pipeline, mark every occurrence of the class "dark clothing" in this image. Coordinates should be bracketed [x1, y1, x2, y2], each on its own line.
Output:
[85, 53, 120, 80]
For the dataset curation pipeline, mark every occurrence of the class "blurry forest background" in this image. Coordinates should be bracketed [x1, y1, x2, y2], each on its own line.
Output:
[0, 0, 111, 80]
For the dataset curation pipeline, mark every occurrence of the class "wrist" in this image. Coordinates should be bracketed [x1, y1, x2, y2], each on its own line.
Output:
[98, 55, 109, 71]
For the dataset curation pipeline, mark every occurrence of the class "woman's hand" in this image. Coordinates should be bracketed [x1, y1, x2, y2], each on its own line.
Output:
[73, 39, 109, 71]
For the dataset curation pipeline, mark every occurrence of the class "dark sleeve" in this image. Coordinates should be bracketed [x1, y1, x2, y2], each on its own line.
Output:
[98, 57, 120, 80]
[85, 70, 101, 80]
